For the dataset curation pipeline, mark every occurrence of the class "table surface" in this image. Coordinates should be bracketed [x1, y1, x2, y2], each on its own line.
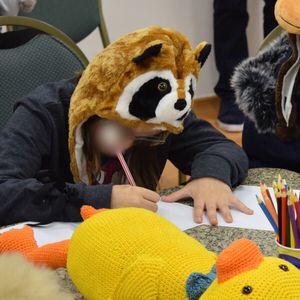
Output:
[180, 167, 300, 256]
[10, 168, 300, 298]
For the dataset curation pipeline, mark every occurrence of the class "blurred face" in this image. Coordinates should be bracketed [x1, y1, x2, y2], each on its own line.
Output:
[90, 119, 162, 156]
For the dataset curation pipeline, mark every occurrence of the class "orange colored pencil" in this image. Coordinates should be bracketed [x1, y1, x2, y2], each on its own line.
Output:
[260, 182, 278, 227]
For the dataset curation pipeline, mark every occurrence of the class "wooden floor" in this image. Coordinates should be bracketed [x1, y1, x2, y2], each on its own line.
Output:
[159, 96, 242, 189]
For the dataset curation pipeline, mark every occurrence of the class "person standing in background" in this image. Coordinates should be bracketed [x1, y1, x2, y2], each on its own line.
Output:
[214, 0, 277, 132]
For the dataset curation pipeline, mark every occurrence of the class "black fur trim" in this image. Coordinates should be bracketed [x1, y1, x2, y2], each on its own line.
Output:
[197, 44, 211, 67]
[231, 33, 291, 133]
[132, 44, 162, 64]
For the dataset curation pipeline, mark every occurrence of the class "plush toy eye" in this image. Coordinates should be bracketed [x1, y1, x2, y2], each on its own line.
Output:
[157, 82, 168, 92]
[279, 264, 289, 271]
[242, 286, 253, 295]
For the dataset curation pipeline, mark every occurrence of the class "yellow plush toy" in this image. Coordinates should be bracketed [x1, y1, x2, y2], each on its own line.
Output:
[68, 26, 211, 184]
[67, 208, 300, 300]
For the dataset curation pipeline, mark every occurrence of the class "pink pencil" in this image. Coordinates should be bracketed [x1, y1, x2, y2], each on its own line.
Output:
[116, 150, 136, 186]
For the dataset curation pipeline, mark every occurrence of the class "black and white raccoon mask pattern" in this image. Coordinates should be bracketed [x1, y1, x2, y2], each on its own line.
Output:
[116, 70, 197, 130]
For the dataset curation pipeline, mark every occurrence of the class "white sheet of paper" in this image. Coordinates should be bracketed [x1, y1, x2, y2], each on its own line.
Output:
[0, 185, 291, 247]
[157, 201, 198, 230]
[157, 185, 279, 231]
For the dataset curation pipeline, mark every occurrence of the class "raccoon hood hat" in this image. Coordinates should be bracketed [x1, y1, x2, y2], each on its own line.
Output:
[69, 26, 211, 183]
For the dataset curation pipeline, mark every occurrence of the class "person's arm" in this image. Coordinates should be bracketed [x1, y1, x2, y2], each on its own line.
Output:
[0, 103, 112, 226]
[168, 112, 248, 187]
[163, 112, 252, 225]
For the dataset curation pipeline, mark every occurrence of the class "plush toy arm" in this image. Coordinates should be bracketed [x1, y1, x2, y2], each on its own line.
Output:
[0, 226, 69, 268]
[80, 205, 108, 220]
[0, 205, 105, 268]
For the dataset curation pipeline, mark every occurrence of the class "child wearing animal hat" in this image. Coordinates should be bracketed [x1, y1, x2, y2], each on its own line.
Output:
[0, 26, 252, 226]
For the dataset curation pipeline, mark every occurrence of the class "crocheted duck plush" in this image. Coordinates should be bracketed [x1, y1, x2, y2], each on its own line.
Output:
[67, 207, 300, 300]
[1, 206, 300, 299]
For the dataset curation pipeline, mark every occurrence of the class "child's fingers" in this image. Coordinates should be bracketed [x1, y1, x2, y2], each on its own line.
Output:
[193, 197, 204, 223]
[161, 188, 188, 202]
[229, 195, 253, 215]
[205, 201, 218, 225]
[218, 202, 233, 223]
[138, 187, 160, 202]
[141, 199, 158, 212]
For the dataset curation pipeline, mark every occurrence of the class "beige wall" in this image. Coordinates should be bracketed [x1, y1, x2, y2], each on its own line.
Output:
[78, 0, 266, 98]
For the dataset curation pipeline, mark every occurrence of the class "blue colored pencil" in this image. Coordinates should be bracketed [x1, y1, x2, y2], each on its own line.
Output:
[256, 195, 279, 235]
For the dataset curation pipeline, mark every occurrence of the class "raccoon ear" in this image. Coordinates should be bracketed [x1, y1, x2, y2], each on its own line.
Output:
[195, 42, 211, 67]
[132, 43, 163, 64]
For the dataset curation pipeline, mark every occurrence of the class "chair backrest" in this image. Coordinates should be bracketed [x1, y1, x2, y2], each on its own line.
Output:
[0, 16, 88, 130]
[18, 0, 110, 46]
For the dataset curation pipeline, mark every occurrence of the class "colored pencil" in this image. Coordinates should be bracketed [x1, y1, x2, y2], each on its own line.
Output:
[260, 182, 278, 227]
[281, 187, 287, 246]
[265, 186, 276, 210]
[256, 195, 279, 235]
[287, 199, 300, 248]
[273, 181, 282, 244]
[278, 174, 282, 189]
[294, 195, 300, 239]
[116, 150, 136, 186]
[258, 177, 300, 248]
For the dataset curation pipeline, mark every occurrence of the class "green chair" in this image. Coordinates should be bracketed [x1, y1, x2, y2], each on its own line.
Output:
[19, 0, 110, 47]
[0, 16, 89, 130]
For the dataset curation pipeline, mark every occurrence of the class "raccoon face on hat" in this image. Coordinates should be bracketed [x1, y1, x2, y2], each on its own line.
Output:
[116, 41, 211, 132]
[116, 67, 196, 130]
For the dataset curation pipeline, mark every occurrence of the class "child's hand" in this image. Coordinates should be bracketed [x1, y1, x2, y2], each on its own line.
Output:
[111, 185, 160, 212]
[162, 177, 253, 225]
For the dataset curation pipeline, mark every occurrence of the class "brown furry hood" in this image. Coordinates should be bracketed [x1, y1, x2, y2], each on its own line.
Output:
[69, 26, 210, 183]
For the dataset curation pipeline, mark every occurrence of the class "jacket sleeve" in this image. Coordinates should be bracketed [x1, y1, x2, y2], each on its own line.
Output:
[0, 103, 112, 226]
[168, 112, 248, 188]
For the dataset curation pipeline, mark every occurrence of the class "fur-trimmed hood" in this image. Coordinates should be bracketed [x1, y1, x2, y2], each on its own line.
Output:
[69, 26, 210, 184]
[231, 32, 292, 134]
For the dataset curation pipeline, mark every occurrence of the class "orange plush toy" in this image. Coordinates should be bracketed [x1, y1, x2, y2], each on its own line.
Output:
[0, 206, 103, 268]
